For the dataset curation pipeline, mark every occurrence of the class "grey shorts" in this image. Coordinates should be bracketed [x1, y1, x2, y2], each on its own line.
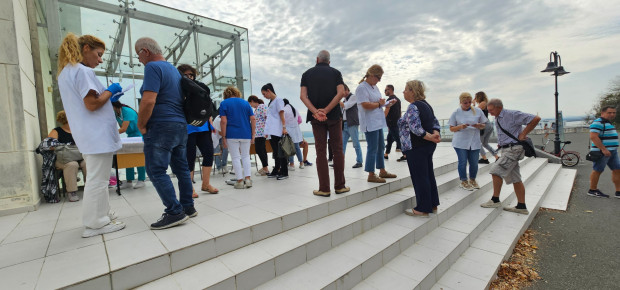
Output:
[489, 145, 525, 184]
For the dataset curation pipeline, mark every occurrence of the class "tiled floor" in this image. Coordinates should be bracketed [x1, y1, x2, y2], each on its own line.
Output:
[0, 143, 460, 289]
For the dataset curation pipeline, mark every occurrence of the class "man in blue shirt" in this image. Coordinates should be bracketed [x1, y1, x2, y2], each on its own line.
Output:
[480, 99, 540, 215]
[588, 106, 619, 198]
[135, 37, 195, 229]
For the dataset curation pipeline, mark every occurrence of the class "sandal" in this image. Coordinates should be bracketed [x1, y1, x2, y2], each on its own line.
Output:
[404, 209, 429, 217]
[192, 188, 199, 198]
[202, 185, 219, 194]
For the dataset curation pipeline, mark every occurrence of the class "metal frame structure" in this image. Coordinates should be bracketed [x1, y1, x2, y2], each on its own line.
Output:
[39, 0, 249, 114]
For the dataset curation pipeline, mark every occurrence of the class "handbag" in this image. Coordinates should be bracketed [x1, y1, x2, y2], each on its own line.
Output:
[496, 120, 537, 158]
[55, 144, 83, 164]
[586, 123, 605, 162]
[279, 134, 297, 157]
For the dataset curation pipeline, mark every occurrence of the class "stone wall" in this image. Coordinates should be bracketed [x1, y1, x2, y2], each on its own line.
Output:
[0, 0, 42, 215]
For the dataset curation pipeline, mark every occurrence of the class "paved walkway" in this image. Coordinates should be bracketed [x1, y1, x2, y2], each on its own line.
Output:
[527, 132, 619, 289]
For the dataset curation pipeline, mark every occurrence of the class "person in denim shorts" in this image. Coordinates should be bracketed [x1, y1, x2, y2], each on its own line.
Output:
[588, 106, 619, 198]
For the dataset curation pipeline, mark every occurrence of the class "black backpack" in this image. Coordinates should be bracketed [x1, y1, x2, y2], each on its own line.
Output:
[180, 76, 213, 127]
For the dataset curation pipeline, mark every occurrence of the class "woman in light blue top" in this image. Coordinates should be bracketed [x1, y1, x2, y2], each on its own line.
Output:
[448, 92, 487, 191]
[113, 101, 146, 189]
[356, 64, 397, 183]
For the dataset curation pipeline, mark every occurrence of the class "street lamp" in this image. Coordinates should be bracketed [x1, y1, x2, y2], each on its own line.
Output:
[541, 51, 570, 155]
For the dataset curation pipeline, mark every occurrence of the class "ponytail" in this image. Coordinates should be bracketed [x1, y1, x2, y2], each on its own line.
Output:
[57, 33, 106, 76]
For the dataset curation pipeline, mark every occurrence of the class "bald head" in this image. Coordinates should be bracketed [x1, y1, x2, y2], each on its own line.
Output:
[317, 50, 330, 64]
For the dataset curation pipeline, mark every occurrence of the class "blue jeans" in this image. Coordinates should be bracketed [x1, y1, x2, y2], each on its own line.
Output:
[289, 142, 303, 163]
[454, 148, 480, 181]
[143, 122, 193, 215]
[364, 129, 385, 172]
[214, 140, 229, 169]
[342, 121, 363, 164]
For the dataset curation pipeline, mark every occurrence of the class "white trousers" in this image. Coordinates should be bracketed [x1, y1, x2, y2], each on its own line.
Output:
[228, 139, 251, 180]
[82, 153, 113, 229]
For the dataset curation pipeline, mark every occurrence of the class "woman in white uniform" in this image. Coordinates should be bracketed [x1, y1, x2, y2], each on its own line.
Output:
[283, 99, 304, 170]
[57, 33, 126, 238]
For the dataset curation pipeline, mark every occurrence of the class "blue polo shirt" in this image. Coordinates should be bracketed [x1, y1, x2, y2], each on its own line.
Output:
[140, 61, 186, 125]
[219, 98, 254, 139]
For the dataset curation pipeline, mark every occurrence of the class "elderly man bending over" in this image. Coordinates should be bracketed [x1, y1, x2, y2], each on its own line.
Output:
[480, 99, 540, 214]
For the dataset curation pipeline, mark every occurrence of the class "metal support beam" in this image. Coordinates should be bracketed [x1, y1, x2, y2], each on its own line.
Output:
[58, 0, 236, 39]
[105, 16, 128, 76]
[233, 35, 244, 93]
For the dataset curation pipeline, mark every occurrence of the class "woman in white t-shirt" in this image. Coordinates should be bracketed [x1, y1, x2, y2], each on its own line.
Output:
[261, 83, 289, 180]
[283, 98, 304, 170]
[56, 33, 125, 238]
[356, 64, 397, 183]
[448, 92, 487, 191]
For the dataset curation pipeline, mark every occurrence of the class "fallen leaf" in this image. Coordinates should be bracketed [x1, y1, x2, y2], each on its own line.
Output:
[550, 217, 555, 220]
[572, 254, 577, 258]
[585, 210, 593, 213]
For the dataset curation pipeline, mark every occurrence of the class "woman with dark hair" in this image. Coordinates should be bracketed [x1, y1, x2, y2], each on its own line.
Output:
[178, 64, 219, 195]
[399, 80, 442, 217]
[248, 95, 270, 175]
[112, 101, 146, 189]
[283, 98, 304, 170]
[261, 83, 288, 180]
[475, 91, 499, 163]
[57, 33, 125, 237]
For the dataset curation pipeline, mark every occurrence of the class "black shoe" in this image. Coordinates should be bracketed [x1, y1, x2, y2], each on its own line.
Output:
[479, 158, 490, 164]
[267, 172, 278, 178]
[304, 160, 313, 166]
[150, 212, 189, 230]
[184, 206, 198, 218]
[396, 156, 407, 162]
[352, 163, 363, 168]
[276, 175, 289, 180]
[329, 164, 334, 167]
[616, 191, 620, 199]
[587, 189, 610, 198]
[384, 154, 389, 160]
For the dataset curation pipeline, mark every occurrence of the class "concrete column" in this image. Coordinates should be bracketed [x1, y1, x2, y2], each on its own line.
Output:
[0, 0, 43, 215]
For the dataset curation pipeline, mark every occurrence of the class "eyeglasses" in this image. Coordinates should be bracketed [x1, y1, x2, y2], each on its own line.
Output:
[374, 75, 382, 81]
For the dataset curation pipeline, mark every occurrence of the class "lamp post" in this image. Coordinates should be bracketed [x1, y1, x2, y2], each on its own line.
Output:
[541, 51, 570, 155]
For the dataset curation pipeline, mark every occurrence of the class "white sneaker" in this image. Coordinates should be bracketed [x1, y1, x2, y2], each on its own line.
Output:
[133, 180, 145, 189]
[299, 163, 304, 169]
[234, 181, 245, 189]
[244, 179, 253, 188]
[225, 179, 237, 185]
[108, 210, 117, 221]
[82, 220, 126, 238]
[288, 165, 295, 171]
[119, 181, 132, 189]
[67, 192, 80, 202]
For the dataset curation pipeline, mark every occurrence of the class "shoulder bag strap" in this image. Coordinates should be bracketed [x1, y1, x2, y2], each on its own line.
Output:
[496, 118, 520, 143]
[590, 122, 605, 149]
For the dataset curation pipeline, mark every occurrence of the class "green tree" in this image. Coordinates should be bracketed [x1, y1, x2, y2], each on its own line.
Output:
[587, 76, 620, 127]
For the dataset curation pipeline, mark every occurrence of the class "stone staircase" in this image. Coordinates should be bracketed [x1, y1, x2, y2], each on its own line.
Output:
[125, 156, 573, 290]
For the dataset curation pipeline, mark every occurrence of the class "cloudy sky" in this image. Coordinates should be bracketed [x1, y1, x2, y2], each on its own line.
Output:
[152, 0, 620, 124]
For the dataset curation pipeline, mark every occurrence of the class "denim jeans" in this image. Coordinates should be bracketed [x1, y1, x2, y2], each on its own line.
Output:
[342, 121, 363, 164]
[364, 129, 385, 172]
[288, 142, 303, 164]
[214, 139, 229, 169]
[385, 125, 401, 154]
[143, 122, 193, 215]
[454, 147, 481, 181]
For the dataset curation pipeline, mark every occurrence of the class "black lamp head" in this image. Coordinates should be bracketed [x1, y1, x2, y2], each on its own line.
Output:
[541, 61, 558, 73]
[554, 66, 570, 76]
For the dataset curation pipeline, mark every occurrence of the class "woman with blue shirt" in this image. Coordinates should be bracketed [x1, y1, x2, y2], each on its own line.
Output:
[113, 101, 146, 190]
[356, 64, 397, 183]
[398, 80, 442, 217]
[220, 86, 256, 189]
[178, 64, 219, 196]
[449, 92, 488, 191]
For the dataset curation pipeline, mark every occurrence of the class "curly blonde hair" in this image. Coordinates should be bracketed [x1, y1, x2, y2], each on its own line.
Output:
[56, 110, 68, 125]
[57, 33, 106, 75]
[358, 64, 384, 84]
[223, 86, 242, 99]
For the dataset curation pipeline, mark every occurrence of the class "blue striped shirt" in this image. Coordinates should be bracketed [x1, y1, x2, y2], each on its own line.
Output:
[590, 118, 618, 151]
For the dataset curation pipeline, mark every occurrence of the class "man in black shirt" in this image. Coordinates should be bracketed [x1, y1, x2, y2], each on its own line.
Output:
[300, 50, 348, 197]
[384, 85, 405, 161]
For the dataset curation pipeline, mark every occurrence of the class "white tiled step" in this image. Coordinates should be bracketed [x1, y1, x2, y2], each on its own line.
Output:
[539, 168, 577, 211]
[350, 159, 555, 290]
[63, 160, 459, 289]
[136, 160, 470, 290]
[255, 159, 544, 290]
[432, 163, 563, 290]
